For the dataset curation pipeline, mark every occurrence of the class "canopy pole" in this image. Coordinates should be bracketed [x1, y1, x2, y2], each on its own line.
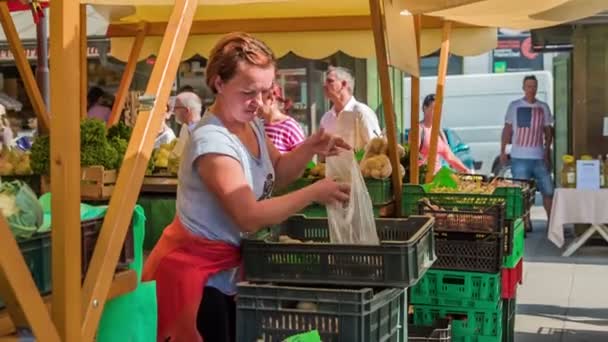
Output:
[80, 4, 88, 118]
[369, 0, 402, 216]
[80, 1, 197, 340]
[35, 15, 50, 109]
[0, 2, 50, 133]
[409, 14, 422, 184]
[107, 22, 148, 127]
[0, 218, 60, 340]
[49, 0, 82, 341]
[425, 20, 452, 183]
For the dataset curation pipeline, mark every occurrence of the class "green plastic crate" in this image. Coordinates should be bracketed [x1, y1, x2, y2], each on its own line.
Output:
[402, 184, 526, 221]
[274, 177, 318, 196]
[365, 178, 393, 205]
[0, 233, 52, 309]
[413, 303, 503, 341]
[503, 219, 525, 268]
[410, 269, 501, 310]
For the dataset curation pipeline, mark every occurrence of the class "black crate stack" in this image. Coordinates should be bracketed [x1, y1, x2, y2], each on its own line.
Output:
[238, 214, 437, 342]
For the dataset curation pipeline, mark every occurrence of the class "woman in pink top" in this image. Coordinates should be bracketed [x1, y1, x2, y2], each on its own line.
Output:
[418, 94, 471, 175]
[259, 83, 306, 153]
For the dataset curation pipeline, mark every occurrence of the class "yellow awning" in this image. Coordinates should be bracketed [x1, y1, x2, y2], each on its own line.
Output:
[398, 0, 486, 14]
[100, 0, 498, 76]
[429, 0, 608, 29]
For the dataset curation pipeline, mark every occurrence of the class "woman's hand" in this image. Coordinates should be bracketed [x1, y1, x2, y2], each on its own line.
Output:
[304, 129, 351, 157]
[310, 178, 350, 206]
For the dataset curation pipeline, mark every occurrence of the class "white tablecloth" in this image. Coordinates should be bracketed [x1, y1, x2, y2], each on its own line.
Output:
[548, 188, 608, 248]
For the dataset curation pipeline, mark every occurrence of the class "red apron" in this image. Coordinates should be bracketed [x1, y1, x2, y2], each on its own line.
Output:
[143, 217, 241, 342]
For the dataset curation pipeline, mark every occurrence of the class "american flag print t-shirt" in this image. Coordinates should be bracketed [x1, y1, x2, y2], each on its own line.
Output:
[264, 117, 306, 154]
[505, 98, 553, 160]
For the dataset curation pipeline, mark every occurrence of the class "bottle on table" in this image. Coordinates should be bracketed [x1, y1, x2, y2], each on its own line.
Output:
[561, 154, 576, 188]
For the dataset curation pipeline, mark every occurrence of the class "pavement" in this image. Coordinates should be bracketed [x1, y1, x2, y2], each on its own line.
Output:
[516, 206, 608, 342]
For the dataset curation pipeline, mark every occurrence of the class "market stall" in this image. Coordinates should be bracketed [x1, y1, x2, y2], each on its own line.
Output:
[0, 0, 606, 340]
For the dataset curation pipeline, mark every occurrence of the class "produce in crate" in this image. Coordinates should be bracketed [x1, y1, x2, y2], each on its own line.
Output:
[420, 198, 498, 232]
[431, 175, 526, 194]
[359, 137, 405, 180]
[0, 146, 32, 176]
[150, 140, 180, 175]
[30, 118, 129, 175]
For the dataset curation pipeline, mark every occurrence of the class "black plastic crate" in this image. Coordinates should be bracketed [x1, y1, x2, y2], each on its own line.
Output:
[81, 217, 134, 275]
[503, 298, 516, 342]
[432, 234, 504, 274]
[0, 234, 52, 309]
[418, 199, 505, 234]
[242, 215, 436, 287]
[409, 319, 452, 341]
[418, 200, 513, 255]
[0, 217, 134, 310]
[237, 282, 405, 342]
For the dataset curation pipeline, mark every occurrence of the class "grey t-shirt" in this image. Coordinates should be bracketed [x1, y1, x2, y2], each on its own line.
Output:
[176, 112, 275, 295]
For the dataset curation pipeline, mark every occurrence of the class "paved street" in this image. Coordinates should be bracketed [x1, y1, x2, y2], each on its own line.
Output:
[516, 206, 608, 341]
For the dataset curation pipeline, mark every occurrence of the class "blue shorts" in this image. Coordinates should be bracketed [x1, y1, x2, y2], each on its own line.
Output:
[511, 158, 554, 197]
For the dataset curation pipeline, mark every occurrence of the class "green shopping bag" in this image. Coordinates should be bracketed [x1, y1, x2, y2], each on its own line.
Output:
[283, 330, 322, 342]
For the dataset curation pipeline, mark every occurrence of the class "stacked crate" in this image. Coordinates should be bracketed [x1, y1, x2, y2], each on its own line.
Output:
[238, 214, 437, 342]
[406, 177, 531, 342]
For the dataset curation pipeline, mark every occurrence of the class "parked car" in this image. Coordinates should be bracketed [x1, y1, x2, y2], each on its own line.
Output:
[403, 128, 483, 172]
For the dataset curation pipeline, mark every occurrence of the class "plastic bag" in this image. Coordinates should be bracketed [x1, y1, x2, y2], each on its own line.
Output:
[325, 150, 379, 245]
[0, 180, 43, 239]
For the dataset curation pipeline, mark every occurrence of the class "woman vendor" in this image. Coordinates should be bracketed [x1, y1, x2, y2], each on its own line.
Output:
[142, 32, 351, 342]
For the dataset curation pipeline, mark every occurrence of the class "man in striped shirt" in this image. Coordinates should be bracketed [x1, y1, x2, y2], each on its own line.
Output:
[501, 75, 554, 221]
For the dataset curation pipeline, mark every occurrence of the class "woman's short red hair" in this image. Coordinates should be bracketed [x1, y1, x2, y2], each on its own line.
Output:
[206, 32, 276, 94]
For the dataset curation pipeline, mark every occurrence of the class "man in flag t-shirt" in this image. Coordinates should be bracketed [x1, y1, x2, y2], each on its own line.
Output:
[500, 75, 554, 224]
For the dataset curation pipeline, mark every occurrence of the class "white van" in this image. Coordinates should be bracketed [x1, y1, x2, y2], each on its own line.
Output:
[403, 71, 554, 175]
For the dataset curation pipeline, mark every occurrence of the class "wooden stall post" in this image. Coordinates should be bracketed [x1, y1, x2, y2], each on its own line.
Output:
[107, 22, 149, 127]
[425, 20, 452, 183]
[80, 1, 197, 340]
[0, 218, 59, 341]
[0, 2, 50, 133]
[81, 4, 88, 118]
[409, 14, 422, 184]
[369, 0, 403, 215]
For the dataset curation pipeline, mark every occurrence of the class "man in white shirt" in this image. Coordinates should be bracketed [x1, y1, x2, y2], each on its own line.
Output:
[320, 66, 381, 150]
[172, 91, 202, 157]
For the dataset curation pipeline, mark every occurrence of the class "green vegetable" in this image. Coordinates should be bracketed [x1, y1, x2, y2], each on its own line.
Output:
[30, 118, 131, 175]
[108, 136, 128, 169]
[107, 121, 133, 142]
[30, 135, 50, 175]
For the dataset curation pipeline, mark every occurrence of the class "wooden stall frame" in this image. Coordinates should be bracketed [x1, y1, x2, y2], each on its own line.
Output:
[369, 0, 402, 215]
[80, 1, 197, 340]
[0, 2, 50, 133]
[425, 20, 452, 183]
[80, 4, 88, 119]
[0, 218, 60, 341]
[108, 22, 149, 127]
[409, 14, 422, 184]
[49, 1, 83, 340]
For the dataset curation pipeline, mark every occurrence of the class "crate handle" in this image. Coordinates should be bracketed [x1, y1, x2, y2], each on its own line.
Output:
[444, 312, 468, 321]
[441, 275, 465, 286]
